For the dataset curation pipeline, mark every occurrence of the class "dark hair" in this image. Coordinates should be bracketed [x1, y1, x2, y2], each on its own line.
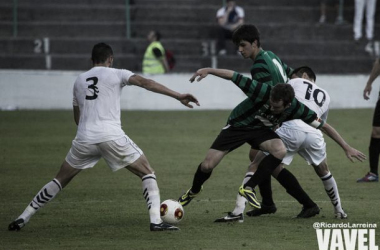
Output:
[232, 24, 261, 47]
[292, 66, 316, 81]
[270, 83, 295, 106]
[153, 31, 161, 41]
[91, 43, 113, 64]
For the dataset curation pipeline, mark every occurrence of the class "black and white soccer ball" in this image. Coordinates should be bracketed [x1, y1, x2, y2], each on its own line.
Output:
[160, 199, 184, 224]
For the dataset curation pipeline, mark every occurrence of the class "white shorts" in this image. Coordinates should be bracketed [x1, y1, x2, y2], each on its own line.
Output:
[276, 127, 326, 166]
[65, 135, 143, 172]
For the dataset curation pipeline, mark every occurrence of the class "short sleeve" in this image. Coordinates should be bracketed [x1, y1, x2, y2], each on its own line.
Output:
[118, 69, 135, 87]
[236, 6, 244, 18]
[216, 8, 224, 18]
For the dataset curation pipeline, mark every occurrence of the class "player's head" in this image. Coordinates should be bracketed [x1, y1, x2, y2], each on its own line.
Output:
[233, 25, 261, 59]
[292, 66, 316, 82]
[232, 24, 261, 47]
[91, 43, 114, 66]
[269, 83, 295, 114]
[147, 30, 161, 42]
[226, 0, 236, 7]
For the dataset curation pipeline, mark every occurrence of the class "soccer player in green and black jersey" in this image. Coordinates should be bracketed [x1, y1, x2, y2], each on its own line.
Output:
[228, 24, 320, 219]
[223, 24, 319, 219]
[178, 67, 366, 214]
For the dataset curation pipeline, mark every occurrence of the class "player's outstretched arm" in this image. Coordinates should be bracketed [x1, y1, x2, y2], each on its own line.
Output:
[189, 68, 235, 82]
[129, 74, 200, 108]
[320, 122, 366, 162]
[363, 58, 380, 100]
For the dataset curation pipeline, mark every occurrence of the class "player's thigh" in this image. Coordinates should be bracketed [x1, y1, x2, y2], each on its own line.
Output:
[298, 133, 326, 166]
[65, 139, 102, 170]
[98, 135, 144, 172]
[276, 127, 307, 165]
[259, 138, 286, 159]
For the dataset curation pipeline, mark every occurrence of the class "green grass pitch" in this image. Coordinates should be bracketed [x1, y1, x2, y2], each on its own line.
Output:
[1, 110, 379, 250]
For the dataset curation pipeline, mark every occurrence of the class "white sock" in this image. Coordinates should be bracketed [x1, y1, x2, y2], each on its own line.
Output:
[232, 172, 254, 215]
[142, 173, 162, 224]
[18, 178, 62, 224]
[321, 172, 343, 213]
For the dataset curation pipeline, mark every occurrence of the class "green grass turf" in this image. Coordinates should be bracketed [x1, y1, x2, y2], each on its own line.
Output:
[1, 110, 379, 250]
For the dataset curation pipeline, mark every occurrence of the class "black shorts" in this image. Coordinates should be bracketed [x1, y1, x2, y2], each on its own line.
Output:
[210, 125, 280, 152]
[373, 94, 380, 127]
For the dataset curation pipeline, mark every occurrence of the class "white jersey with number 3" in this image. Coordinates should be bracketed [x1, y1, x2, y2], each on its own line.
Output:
[72, 66, 135, 144]
[281, 78, 331, 134]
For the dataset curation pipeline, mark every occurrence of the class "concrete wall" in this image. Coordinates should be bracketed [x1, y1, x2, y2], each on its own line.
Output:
[0, 70, 379, 110]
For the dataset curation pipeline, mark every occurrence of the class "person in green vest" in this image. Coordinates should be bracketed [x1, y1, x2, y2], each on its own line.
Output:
[142, 30, 169, 74]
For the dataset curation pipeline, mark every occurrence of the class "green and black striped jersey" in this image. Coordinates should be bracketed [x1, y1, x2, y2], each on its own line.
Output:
[250, 49, 293, 86]
[227, 72, 323, 130]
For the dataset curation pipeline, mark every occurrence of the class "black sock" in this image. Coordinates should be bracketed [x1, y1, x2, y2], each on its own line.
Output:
[258, 175, 275, 206]
[277, 168, 316, 208]
[244, 154, 282, 189]
[191, 163, 212, 194]
[369, 137, 380, 175]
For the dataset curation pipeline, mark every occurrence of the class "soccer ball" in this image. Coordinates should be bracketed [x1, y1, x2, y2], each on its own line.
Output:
[160, 199, 184, 224]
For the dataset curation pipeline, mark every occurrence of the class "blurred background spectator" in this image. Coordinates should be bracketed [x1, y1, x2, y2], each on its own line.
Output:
[216, 0, 244, 56]
[142, 30, 169, 75]
[319, 0, 345, 25]
[353, 0, 377, 55]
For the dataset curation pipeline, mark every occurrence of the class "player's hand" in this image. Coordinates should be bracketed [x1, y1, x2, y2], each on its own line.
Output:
[189, 68, 210, 83]
[177, 93, 200, 108]
[345, 147, 366, 162]
[363, 84, 372, 100]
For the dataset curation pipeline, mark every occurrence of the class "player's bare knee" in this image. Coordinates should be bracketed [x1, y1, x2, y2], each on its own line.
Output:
[200, 160, 215, 173]
[372, 126, 380, 138]
[313, 161, 329, 177]
[55, 161, 80, 188]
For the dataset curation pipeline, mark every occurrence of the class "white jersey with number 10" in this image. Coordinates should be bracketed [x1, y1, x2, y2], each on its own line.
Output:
[281, 78, 331, 134]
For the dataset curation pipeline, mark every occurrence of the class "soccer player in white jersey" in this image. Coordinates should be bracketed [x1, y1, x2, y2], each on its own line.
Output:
[8, 43, 199, 232]
[215, 66, 348, 222]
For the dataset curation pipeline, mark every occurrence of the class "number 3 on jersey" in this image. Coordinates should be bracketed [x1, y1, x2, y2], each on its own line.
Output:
[86, 77, 99, 100]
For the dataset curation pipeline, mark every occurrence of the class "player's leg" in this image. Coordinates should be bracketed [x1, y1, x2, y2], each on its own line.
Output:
[249, 148, 276, 211]
[243, 137, 286, 190]
[240, 136, 286, 209]
[312, 159, 347, 219]
[246, 128, 319, 218]
[179, 149, 228, 206]
[179, 126, 249, 207]
[215, 151, 265, 222]
[243, 151, 277, 217]
[358, 98, 380, 182]
[8, 160, 82, 231]
[273, 129, 319, 218]
[100, 136, 178, 231]
[126, 155, 178, 231]
[274, 164, 319, 218]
